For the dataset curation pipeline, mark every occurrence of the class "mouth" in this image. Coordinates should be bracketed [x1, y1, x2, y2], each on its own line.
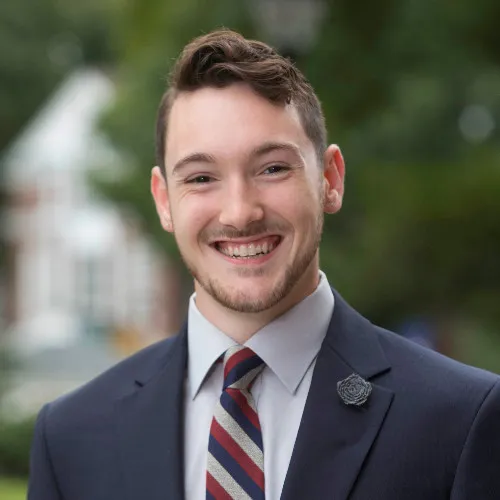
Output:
[211, 235, 282, 260]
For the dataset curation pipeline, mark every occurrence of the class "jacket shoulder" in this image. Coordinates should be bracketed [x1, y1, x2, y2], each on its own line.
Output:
[43, 334, 182, 425]
[376, 326, 499, 400]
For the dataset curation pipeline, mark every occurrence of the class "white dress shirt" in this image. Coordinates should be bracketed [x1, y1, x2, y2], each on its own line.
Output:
[184, 272, 334, 500]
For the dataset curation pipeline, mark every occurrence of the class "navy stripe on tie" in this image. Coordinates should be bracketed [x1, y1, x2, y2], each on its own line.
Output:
[220, 391, 263, 451]
[224, 355, 263, 389]
[208, 434, 264, 499]
[206, 492, 216, 500]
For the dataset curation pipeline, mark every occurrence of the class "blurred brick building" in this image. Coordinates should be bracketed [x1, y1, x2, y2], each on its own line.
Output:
[1, 69, 180, 354]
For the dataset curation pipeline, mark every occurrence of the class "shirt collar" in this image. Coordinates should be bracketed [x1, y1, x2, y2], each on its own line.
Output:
[187, 271, 334, 399]
[187, 299, 237, 400]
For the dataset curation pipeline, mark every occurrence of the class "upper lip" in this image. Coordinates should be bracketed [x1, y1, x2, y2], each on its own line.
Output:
[209, 235, 281, 245]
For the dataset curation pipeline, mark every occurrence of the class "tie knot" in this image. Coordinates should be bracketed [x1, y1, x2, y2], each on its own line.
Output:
[222, 345, 264, 391]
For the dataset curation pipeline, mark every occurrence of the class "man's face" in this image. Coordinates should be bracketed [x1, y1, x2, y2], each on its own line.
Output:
[152, 83, 343, 313]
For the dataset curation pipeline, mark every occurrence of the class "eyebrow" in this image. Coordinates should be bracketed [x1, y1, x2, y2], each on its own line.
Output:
[170, 141, 303, 177]
[249, 141, 303, 160]
[171, 152, 217, 177]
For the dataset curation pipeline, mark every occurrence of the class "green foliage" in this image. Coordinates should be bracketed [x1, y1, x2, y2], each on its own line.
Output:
[0, 477, 27, 500]
[0, 417, 35, 477]
[306, 0, 500, 163]
[320, 150, 500, 327]
[0, 0, 62, 152]
[0, 348, 17, 403]
[455, 323, 500, 375]
[297, 0, 500, 327]
[0, 0, 114, 154]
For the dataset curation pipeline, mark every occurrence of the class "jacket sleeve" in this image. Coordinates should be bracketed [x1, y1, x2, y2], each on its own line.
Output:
[451, 379, 500, 499]
[28, 404, 62, 500]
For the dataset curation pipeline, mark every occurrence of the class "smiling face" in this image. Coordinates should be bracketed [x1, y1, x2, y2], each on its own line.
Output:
[152, 83, 344, 317]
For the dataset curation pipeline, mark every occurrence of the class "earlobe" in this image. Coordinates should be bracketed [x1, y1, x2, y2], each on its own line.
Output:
[324, 189, 341, 214]
[330, 190, 339, 206]
[163, 212, 173, 231]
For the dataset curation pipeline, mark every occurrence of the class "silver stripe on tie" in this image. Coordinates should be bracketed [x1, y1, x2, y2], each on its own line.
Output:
[207, 452, 252, 500]
[214, 405, 264, 471]
[224, 345, 245, 363]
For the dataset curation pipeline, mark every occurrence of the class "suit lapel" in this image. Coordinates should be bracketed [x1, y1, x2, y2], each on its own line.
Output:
[115, 327, 187, 500]
[281, 291, 394, 500]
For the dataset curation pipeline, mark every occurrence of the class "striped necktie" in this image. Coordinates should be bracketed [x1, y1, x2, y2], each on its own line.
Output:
[206, 345, 266, 499]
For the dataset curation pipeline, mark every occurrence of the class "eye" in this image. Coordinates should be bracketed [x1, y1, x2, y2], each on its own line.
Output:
[263, 164, 289, 175]
[186, 175, 213, 184]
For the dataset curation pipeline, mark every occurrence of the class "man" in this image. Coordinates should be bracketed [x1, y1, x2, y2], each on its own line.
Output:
[29, 29, 500, 500]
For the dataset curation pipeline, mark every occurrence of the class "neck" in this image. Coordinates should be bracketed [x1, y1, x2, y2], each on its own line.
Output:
[194, 259, 320, 343]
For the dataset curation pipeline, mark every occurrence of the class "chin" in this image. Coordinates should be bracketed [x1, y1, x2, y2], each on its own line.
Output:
[218, 295, 279, 314]
[209, 279, 289, 314]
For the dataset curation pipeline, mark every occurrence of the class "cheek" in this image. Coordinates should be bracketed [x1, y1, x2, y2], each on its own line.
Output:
[172, 194, 217, 237]
[268, 198, 318, 238]
[268, 182, 320, 221]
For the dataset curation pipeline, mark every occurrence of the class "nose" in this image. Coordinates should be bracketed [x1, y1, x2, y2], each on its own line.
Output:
[218, 179, 264, 230]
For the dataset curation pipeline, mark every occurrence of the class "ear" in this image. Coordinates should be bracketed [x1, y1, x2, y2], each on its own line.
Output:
[322, 144, 345, 214]
[151, 166, 174, 233]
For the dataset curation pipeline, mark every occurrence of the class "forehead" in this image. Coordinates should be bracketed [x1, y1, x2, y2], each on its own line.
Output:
[165, 84, 313, 167]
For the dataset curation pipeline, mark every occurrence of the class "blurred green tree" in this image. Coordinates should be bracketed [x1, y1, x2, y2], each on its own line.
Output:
[0, 0, 114, 153]
[302, 0, 500, 332]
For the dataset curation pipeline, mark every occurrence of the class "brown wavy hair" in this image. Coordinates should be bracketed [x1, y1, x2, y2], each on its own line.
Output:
[155, 29, 327, 176]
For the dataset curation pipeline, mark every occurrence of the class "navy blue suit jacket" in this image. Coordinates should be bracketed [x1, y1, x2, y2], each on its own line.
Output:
[28, 290, 500, 499]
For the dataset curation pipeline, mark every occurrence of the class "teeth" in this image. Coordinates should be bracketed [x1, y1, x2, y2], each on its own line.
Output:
[217, 239, 279, 257]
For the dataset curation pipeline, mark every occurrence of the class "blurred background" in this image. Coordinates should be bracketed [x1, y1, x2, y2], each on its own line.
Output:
[0, 0, 499, 496]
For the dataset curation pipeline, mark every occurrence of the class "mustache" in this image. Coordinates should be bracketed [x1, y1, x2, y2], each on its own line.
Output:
[201, 221, 289, 242]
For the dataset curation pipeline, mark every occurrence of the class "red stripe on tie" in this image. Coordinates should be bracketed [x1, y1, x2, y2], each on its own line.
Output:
[224, 348, 254, 379]
[206, 471, 233, 500]
[227, 388, 261, 430]
[211, 418, 265, 490]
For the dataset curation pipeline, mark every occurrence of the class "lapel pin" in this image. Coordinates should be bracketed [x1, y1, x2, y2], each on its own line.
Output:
[337, 373, 372, 406]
